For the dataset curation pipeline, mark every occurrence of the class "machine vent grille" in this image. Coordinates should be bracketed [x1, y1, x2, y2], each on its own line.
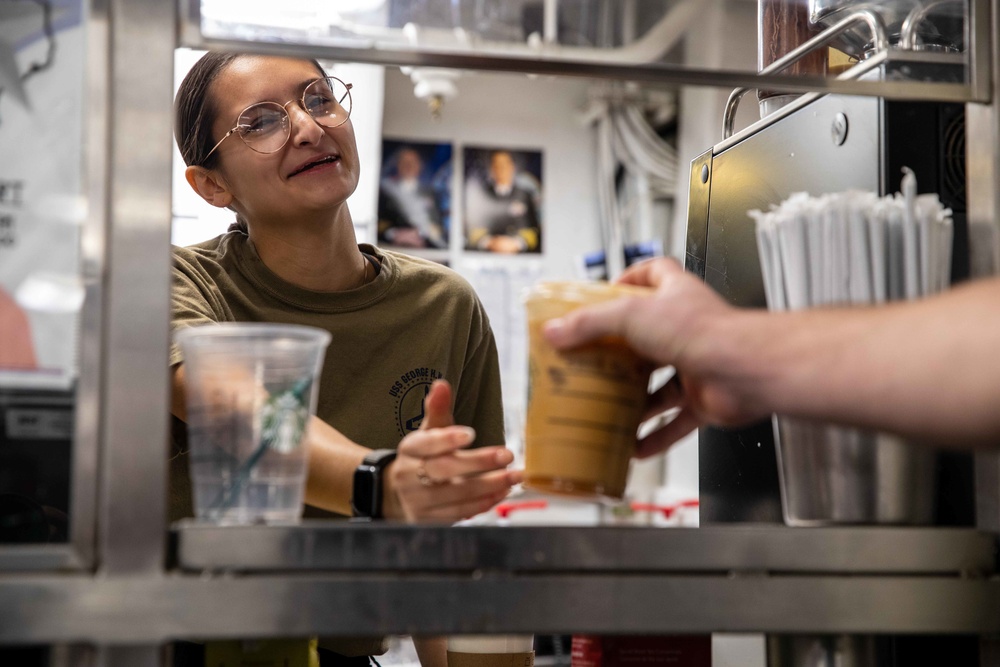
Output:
[942, 110, 966, 211]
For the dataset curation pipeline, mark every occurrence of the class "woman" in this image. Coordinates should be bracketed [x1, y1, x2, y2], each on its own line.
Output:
[171, 52, 519, 666]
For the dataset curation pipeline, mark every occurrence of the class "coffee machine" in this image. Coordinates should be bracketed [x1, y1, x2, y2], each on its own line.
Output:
[687, 84, 971, 525]
[685, 11, 977, 664]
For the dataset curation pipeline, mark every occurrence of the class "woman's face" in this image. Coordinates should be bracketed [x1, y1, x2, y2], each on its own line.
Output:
[206, 56, 361, 223]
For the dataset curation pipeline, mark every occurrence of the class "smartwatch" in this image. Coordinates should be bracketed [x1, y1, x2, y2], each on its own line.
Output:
[351, 449, 397, 520]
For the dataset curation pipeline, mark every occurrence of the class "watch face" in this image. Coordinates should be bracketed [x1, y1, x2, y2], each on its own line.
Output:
[352, 464, 379, 518]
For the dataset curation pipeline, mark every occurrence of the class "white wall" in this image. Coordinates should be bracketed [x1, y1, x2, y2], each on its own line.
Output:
[381, 66, 603, 280]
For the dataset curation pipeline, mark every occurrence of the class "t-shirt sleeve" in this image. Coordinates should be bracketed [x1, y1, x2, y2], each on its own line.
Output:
[169, 248, 233, 367]
[453, 298, 506, 449]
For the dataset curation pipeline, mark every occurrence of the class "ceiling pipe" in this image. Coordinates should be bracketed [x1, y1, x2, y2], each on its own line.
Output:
[331, 0, 704, 66]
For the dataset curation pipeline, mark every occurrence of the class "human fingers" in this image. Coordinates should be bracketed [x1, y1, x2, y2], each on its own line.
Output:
[401, 469, 520, 522]
[641, 374, 685, 422]
[398, 425, 476, 460]
[542, 296, 635, 350]
[420, 445, 514, 481]
[413, 469, 518, 511]
[616, 257, 685, 289]
[412, 487, 514, 524]
[635, 408, 701, 459]
[419, 380, 455, 430]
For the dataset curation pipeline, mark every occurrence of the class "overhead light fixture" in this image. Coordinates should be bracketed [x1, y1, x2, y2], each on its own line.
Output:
[401, 66, 461, 120]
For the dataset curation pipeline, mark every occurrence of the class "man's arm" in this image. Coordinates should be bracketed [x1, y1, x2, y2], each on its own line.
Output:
[754, 277, 1000, 448]
[543, 257, 1000, 453]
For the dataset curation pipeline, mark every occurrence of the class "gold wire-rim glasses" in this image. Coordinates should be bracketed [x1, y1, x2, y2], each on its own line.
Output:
[203, 76, 353, 163]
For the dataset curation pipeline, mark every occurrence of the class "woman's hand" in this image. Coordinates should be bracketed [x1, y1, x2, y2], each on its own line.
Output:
[384, 380, 522, 523]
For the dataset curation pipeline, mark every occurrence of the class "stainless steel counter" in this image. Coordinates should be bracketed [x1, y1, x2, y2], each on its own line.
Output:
[174, 522, 995, 574]
[0, 524, 996, 644]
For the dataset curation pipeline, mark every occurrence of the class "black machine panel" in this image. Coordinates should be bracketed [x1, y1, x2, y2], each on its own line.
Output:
[688, 93, 973, 526]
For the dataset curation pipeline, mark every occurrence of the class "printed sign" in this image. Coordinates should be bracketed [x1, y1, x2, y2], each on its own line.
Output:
[0, 0, 86, 388]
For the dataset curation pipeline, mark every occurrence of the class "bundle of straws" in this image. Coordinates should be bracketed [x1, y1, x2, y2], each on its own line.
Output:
[750, 168, 953, 311]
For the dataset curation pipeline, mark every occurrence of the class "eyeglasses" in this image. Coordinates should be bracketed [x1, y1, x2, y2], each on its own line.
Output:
[204, 76, 353, 162]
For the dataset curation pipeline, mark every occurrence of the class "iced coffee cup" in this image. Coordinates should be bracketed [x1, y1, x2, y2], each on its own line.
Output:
[175, 322, 331, 525]
[523, 281, 653, 501]
[447, 635, 534, 667]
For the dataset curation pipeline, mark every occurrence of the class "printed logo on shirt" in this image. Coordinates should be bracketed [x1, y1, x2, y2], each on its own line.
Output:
[389, 366, 444, 436]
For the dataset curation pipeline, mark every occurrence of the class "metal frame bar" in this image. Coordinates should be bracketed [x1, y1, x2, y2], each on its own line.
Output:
[971, 0, 994, 101]
[177, 0, 988, 103]
[723, 7, 888, 139]
[70, 0, 111, 574]
[1, 0, 998, 662]
[0, 573, 997, 643]
[174, 523, 997, 575]
[95, 0, 175, 576]
[971, 0, 1000, 544]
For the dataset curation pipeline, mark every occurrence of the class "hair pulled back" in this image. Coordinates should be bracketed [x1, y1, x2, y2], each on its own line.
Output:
[174, 53, 329, 170]
[174, 52, 243, 170]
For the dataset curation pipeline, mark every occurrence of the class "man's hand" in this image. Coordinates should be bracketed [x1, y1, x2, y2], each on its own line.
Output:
[384, 380, 521, 523]
[542, 258, 766, 459]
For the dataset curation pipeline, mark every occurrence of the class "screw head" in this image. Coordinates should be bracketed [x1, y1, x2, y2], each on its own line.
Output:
[832, 112, 849, 146]
[701, 164, 709, 183]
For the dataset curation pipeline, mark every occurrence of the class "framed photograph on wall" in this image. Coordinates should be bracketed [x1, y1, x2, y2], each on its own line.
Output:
[377, 139, 453, 251]
[463, 146, 543, 254]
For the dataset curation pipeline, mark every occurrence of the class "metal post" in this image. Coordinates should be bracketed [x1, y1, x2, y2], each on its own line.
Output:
[97, 0, 175, 576]
[970, 2, 1000, 540]
[969, 6, 999, 663]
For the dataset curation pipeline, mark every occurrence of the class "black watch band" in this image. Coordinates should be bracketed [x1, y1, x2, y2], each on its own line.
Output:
[351, 449, 397, 520]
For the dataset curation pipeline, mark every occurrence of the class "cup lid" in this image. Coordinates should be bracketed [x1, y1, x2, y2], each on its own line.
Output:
[174, 322, 332, 348]
[523, 280, 653, 304]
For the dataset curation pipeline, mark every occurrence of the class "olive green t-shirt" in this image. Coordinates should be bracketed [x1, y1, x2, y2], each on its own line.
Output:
[169, 232, 505, 656]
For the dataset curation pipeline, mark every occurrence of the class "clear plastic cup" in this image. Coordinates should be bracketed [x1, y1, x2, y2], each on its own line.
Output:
[175, 323, 331, 525]
[522, 281, 653, 501]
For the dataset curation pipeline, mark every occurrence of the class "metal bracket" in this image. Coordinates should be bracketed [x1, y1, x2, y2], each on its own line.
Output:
[722, 8, 889, 139]
[901, 0, 966, 50]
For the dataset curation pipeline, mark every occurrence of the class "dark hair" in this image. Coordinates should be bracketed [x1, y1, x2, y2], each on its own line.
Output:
[173, 52, 328, 170]
[174, 52, 243, 170]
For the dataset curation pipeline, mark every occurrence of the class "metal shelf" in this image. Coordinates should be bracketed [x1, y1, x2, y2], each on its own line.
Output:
[177, 0, 992, 103]
[4, 525, 996, 643]
[2, 572, 999, 642]
[174, 522, 996, 575]
[2, 1, 999, 662]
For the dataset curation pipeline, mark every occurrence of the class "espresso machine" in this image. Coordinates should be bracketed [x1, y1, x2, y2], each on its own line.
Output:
[686, 1, 977, 664]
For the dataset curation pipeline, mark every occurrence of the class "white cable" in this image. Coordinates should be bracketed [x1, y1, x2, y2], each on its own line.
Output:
[587, 83, 679, 265]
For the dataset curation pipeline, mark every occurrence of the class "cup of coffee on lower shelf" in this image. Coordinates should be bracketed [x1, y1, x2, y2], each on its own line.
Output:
[447, 635, 534, 667]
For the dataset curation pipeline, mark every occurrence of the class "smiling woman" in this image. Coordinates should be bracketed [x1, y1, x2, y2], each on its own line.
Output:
[169, 52, 518, 667]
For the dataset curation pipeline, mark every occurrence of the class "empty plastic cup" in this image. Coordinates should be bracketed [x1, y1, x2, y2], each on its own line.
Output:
[175, 323, 331, 524]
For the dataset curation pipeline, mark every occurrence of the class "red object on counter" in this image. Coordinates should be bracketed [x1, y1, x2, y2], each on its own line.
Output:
[629, 499, 700, 519]
[494, 499, 549, 519]
[571, 635, 711, 667]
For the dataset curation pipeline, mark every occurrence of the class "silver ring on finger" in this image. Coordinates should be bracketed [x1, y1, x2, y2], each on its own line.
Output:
[417, 464, 443, 487]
